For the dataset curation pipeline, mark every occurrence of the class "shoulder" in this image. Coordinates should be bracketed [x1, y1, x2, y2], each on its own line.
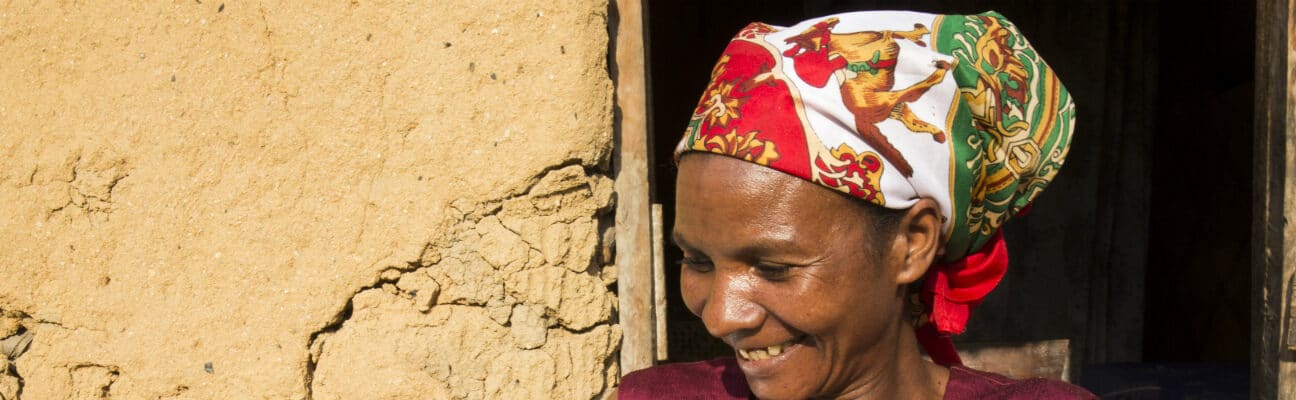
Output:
[618, 357, 750, 400]
[945, 366, 1097, 400]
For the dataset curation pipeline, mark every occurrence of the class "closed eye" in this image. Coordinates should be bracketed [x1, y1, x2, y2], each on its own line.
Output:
[677, 256, 714, 273]
[753, 263, 794, 280]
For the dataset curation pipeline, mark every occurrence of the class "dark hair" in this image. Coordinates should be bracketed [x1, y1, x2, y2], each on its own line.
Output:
[841, 193, 907, 261]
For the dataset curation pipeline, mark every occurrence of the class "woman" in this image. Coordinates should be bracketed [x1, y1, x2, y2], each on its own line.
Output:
[617, 10, 1095, 399]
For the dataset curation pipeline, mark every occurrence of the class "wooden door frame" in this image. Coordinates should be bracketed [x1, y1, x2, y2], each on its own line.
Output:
[613, 0, 662, 376]
[1252, 0, 1294, 397]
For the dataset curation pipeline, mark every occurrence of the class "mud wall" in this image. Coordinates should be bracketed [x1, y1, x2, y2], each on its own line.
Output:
[0, 1, 618, 398]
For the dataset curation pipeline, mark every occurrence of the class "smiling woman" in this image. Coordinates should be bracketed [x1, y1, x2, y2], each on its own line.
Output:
[617, 10, 1095, 400]
[673, 155, 945, 399]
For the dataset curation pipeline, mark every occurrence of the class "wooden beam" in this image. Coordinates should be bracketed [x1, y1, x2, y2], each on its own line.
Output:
[1281, 0, 1296, 397]
[954, 340, 1071, 382]
[613, 0, 655, 376]
[652, 203, 668, 361]
[1252, 0, 1294, 397]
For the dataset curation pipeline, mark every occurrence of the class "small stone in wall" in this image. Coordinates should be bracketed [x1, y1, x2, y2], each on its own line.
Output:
[529, 165, 588, 199]
[429, 256, 505, 307]
[70, 365, 119, 398]
[541, 222, 572, 265]
[0, 318, 19, 339]
[379, 268, 403, 282]
[509, 304, 547, 350]
[396, 271, 440, 312]
[0, 372, 18, 400]
[562, 217, 598, 273]
[476, 216, 529, 271]
[487, 296, 515, 326]
[0, 331, 33, 359]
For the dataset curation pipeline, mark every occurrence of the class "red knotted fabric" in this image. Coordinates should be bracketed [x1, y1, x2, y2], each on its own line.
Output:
[917, 229, 1009, 366]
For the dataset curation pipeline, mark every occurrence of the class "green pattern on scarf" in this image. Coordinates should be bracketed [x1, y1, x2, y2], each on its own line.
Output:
[934, 12, 1076, 260]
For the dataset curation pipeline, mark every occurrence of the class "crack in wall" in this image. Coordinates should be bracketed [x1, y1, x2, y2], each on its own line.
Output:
[41, 149, 131, 222]
[0, 309, 124, 400]
[303, 164, 618, 399]
[67, 363, 119, 399]
[1, 310, 31, 400]
[0, 346, 24, 400]
[2, 366, 23, 400]
[301, 260, 421, 399]
[1, 0, 617, 396]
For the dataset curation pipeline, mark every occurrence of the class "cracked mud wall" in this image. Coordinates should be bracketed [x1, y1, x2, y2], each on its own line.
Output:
[0, 1, 619, 398]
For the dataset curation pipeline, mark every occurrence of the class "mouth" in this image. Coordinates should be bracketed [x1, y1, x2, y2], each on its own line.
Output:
[733, 336, 806, 374]
[737, 342, 790, 361]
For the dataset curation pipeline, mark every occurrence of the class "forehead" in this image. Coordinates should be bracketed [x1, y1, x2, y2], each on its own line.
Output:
[673, 154, 864, 247]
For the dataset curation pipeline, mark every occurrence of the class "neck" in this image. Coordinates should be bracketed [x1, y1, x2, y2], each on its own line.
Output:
[824, 321, 949, 400]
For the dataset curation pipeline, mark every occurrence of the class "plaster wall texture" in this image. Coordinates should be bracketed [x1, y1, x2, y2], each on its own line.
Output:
[0, 1, 619, 398]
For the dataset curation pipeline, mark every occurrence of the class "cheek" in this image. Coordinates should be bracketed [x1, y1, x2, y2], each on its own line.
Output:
[679, 270, 710, 317]
[766, 273, 878, 334]
[814, 280, 900, 338]
[759, 291, 834, 333]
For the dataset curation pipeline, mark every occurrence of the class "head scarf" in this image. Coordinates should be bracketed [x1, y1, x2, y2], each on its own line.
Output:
[674, 10, 1075, 365]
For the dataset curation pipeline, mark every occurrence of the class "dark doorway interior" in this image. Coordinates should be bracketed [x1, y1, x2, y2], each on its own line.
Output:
[1142, 0, 1253, 364]
[646, 0, 1252, 391]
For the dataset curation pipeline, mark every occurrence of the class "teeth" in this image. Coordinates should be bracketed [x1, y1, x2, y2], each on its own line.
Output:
[738, 343, 788, 361]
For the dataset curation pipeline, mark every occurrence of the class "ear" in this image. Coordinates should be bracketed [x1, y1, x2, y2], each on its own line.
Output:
[890, 198, 942, 285]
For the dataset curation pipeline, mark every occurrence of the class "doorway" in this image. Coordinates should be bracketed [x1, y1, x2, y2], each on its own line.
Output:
[644, 0, 1253, 390]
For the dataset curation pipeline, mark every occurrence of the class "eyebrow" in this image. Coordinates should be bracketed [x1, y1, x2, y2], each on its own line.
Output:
[735, 237, 803, 258]
[670, 229, 806, 258]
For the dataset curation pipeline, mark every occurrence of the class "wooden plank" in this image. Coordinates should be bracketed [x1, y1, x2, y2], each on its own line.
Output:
[613, 0, 656, 376]
[652, 203, 668, 361]
[1281, 0, 1296, 397]
[954, 340, 1071, 382]
[1252, 0, 1293, 397]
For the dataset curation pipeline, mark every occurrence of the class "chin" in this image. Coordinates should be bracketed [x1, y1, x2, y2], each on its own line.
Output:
[747, 376, 815, 400]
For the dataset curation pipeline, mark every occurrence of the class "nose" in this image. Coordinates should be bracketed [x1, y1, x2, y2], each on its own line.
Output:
[700, 272, 764, 340]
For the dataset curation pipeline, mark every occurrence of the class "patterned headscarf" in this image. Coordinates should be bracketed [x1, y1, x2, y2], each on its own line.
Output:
[674, 11, 1075, 365]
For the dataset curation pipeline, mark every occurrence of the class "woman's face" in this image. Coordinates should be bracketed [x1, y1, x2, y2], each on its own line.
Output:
[674, 154, 908, 399]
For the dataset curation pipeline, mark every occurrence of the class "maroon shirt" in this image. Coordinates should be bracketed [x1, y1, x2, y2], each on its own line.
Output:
[619, 357, 1097, 399]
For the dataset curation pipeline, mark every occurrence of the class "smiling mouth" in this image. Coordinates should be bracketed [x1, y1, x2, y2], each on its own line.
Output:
[736, 337, 803, 361]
